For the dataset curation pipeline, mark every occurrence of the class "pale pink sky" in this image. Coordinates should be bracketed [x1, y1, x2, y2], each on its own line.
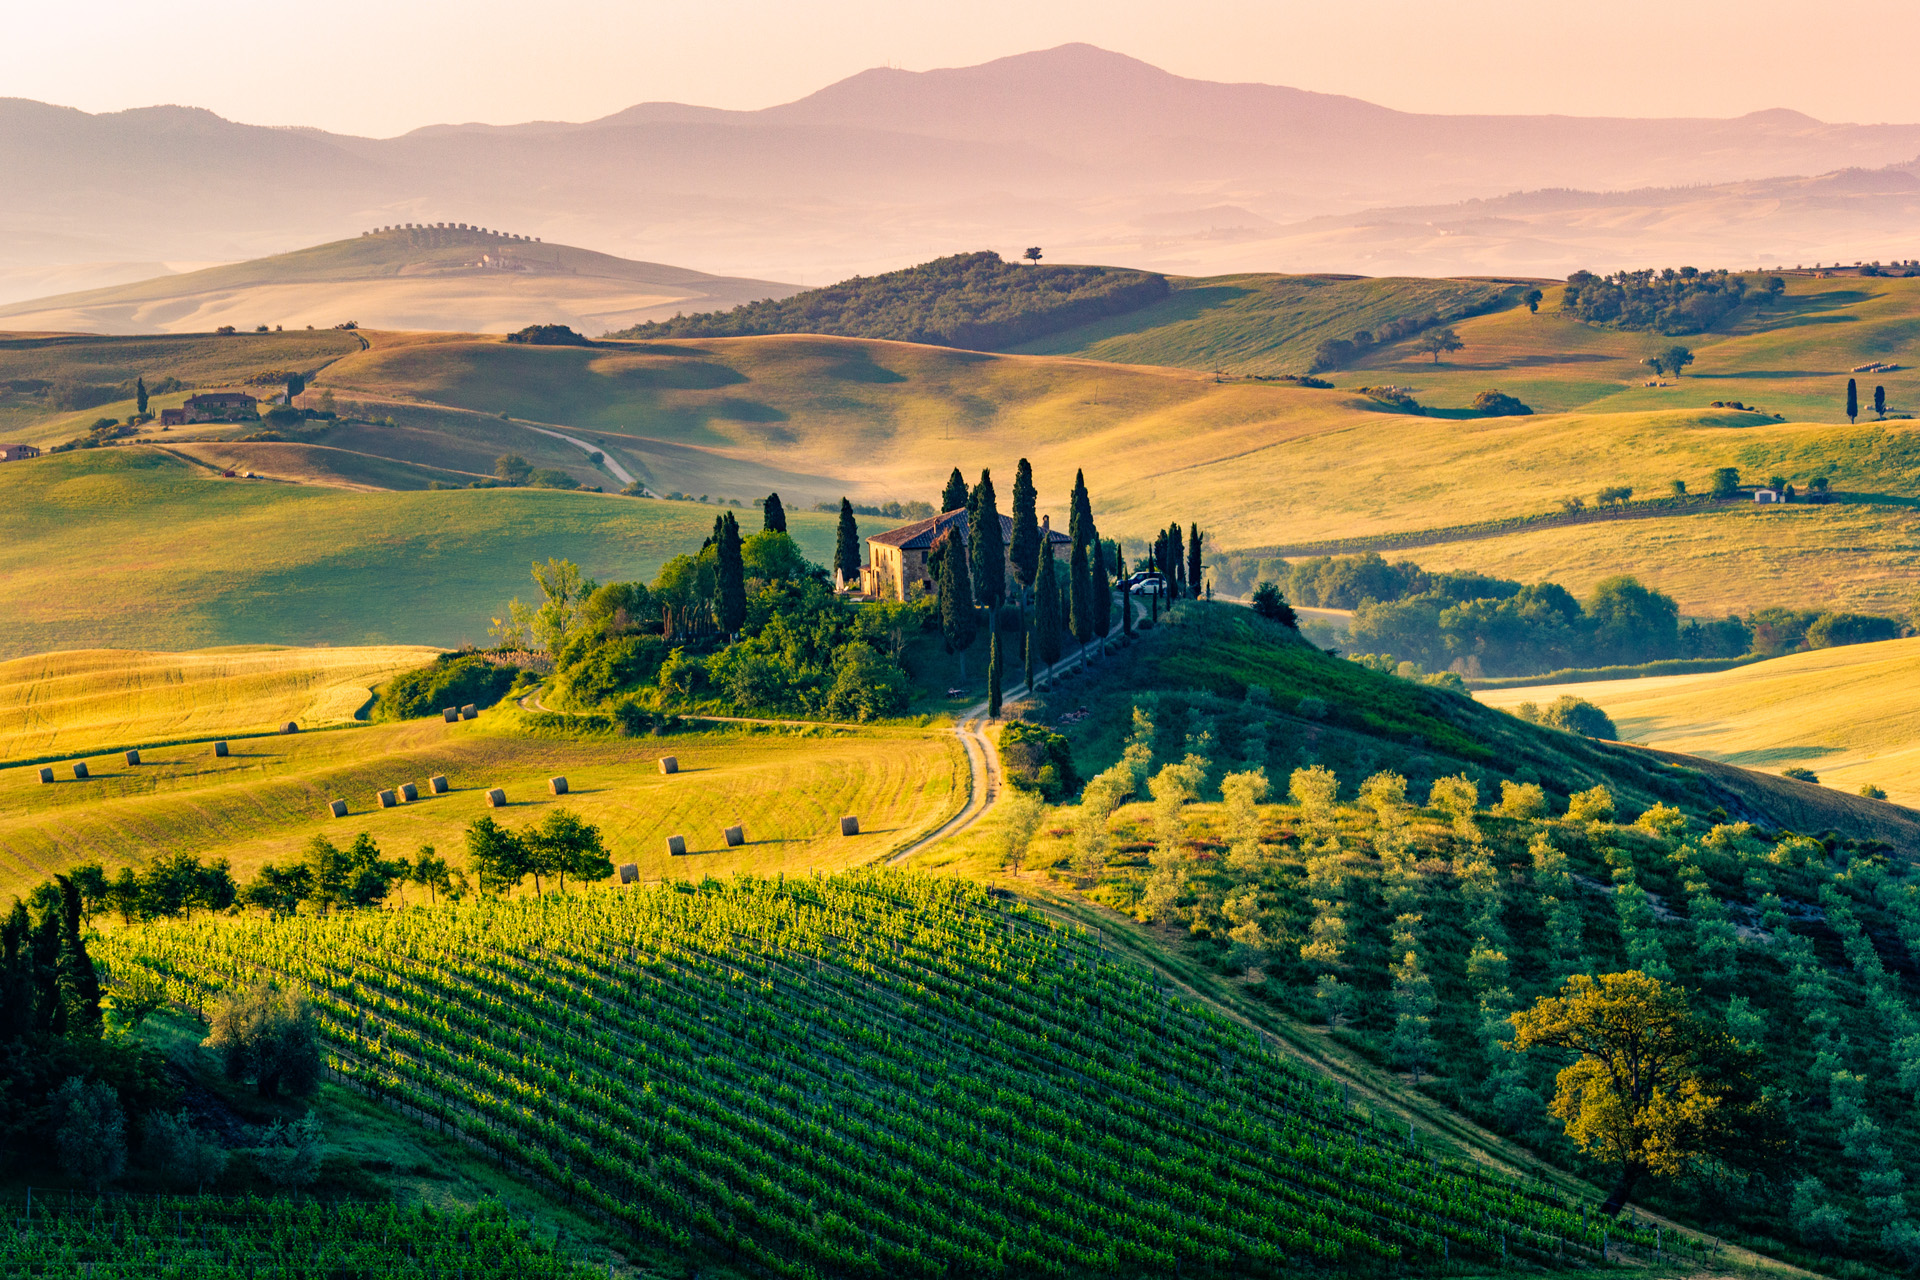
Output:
[7, 0, 1916, 136]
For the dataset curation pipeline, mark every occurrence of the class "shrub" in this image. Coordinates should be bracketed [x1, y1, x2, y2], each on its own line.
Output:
[1804, 612, 1902, 649]
[1470, 390, 1532, 416]
[1498, 780, 1547, 820]
[1536, 695, 1617, 740]
[1000, 721, 1079, 802]
[1781, 766, 1820, 783]
[1566, 785, 1615, 823]
[1860, 783, 1888, 800]
[378, 652, 519, 720]
[504, 324, 592, 346]
[1250, 582, 1298, 627]
[144, 1108, 229, 1191]
[205, 982, 321, 1098]
[52, 1076, 126, 1191]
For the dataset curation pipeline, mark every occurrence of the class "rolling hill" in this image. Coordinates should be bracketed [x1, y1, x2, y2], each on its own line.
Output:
[0, 228, 798, 336]
[1477, 635, 1920, 805]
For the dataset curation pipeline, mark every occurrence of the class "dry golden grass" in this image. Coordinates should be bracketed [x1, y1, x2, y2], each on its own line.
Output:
[1476, 637, 1920, 804]
[0, 645, 437, 764]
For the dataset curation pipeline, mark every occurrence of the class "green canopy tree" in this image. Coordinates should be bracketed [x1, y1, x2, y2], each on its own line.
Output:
[524, 809, 613, 893]
[762, 492, 787, 533]
[1524, 288, 1544, 314]
[1008, 458, 1041, 594]
[465, 817, 529, 894]
[834, 498, 861, 588]
[969, 469, 1005, 610]
[940, 467, 968, 514]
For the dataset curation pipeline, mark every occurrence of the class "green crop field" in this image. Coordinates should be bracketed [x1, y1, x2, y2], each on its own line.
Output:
[0, 644, 435, 764]
[0, 449, 868, 655]
[1477, 635, 1920, 803]
[97, 871, 1666, 1276]
[0, 709, 960, 900]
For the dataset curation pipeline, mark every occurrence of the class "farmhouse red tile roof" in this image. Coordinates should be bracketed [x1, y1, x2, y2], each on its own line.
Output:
[867, 509, 1072, 551]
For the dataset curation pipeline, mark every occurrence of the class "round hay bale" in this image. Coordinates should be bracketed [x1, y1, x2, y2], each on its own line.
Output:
[377, 789, 397, 808]
[37, 766, 54, 784]
[840, 815, 860, 836]
[486, 788, 507, 808]
[460, 705, 478, 721]
[618, 862, 639, 884]
[399, 782, 418, 802]
[658, 756, 679, 775]
[549, 776, 569, 795]
[124, 749, 141, 766]
[72, 762, 89, 779]
[666, 834, 687, 856]
[429, 775, 449, 794]
[723, 825, 745, 847]
[328, 799, 348, 818]
[281, 721, 298, 735]
[442, 707, 459, 723]
[213, 741, 229, 758]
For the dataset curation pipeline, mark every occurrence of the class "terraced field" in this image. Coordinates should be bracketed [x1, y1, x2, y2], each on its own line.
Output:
[0, 712, 962, 899]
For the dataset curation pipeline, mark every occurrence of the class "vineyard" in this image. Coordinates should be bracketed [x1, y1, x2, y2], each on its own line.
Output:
[1, 1194, 602, 1278]
[95, 871, 1668, 1277]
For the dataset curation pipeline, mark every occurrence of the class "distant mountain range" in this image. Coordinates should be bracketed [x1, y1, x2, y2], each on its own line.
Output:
[4, 43, 1919, 306]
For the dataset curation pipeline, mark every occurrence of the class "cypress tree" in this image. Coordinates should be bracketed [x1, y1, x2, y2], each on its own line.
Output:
[969, 469, 1005, 610]
[1187, 523, 1204, 601]
[834, 498, 861, 589]
[1169, 524, 1186, 599]
[717, 512, 746, 635]
[1876, 385, 1887, 419]
[1024, 618, 1036, 692]
[941, 467, 968, 514]
[762, 492, 787, 533]
[1070, 536, 1092, 668]
[987, 627, 1003, 719]
[135, 377, 149, 416]
[1068, 469, 1093, 550]
[1847, 378, 1859, 424]
[937, 530, 977, 677]
[1009, 458, 1040, 592]
[1091, 536, 1112, 649]
[1122, 574, 1134, 637]
[1036, 542, 1063, 665]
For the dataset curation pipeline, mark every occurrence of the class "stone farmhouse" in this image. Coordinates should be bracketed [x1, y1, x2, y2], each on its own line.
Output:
[180, 392, 259, 423]
[0, 444, 41, 461]
[858, 508, 1071, 601]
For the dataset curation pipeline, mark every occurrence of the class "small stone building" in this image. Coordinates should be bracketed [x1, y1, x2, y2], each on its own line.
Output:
[182, 392, 259, 423]
[0, 444, 41, 461]
[860, 509, 1071, 601]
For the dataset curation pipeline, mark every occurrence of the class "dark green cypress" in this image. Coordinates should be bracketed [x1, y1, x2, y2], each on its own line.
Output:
[762, 492, 787, 533]
[969, 470, 1005, 610]
[1069, 537, 1092, 668]
[1847, 378, 1859, 424]
[1169, 524, 1186, 599]
[135, 377, 149, 416]
[1024, 619, 1036, 692]
[834, 498, 861, 589]
[987, 628, 1003, 719]
[1187, 523, 1204, 601]
[1068, 470, 1093, 551]
[1009, 459, 1041, 592]
[937, 529, 977, 677]
[1091, 536, 1111, 647]
[717, 512, 746, 635]
[941, 467, 968, 514]
[1036, 542, 1063, 665]
[1122, 574, 1134, 637]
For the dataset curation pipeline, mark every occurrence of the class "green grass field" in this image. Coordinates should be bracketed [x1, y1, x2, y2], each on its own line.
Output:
[0, 708, 962, 900]
[1477, 635, 1920, 804]
[0, 644, 435, 764]
[0, 449, 867, 655]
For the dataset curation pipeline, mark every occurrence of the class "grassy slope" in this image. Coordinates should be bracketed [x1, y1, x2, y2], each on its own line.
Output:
[0, 710, 961, 900]
[1012, 273, 1525, 375]
[0, 645, 434, 764]
[0, 449, 861, 656]
[1477, 635, 1920, 804]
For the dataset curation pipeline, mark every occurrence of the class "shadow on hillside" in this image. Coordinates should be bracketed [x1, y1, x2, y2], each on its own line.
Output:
[1715, 746, 1846, 767]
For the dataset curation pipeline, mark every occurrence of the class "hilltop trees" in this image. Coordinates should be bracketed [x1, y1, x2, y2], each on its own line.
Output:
[1023, 247, 1043, 265]
[1565, 267, 1745, 333]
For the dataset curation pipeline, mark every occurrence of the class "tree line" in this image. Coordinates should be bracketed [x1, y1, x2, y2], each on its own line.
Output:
[1563, 267, 1784, 334]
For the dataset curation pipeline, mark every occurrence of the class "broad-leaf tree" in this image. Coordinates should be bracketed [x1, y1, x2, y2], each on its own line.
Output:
[1418, 328, 1465, 363]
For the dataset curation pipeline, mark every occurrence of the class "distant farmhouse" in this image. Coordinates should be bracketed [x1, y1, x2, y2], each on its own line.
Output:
[0, 444, 41, 462]
[177, 392, 259, 424]
[859, 508, 1070, 601]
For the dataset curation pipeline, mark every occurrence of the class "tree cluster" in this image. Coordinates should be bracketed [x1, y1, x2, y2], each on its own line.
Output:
[609, 252, 1170, 351]
[1563, 268, 1781, 334]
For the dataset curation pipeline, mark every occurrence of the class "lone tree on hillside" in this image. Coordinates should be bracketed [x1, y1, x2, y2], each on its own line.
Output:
[1524, 288, 1544, 314]
[1023, 247, 1043, 265]
[1510, 971, 1776, 1215]
[762, 492, 787, 534]
[1875, 385, 1888, 419]
[834, 498, 861, 589]
[1710, 467, 1741, 499]
[1847, 378, 1859, 424]
[1418, 328, 1465, 363]
[1649, 345, 1695, 378]
[941, 467, 968, 514]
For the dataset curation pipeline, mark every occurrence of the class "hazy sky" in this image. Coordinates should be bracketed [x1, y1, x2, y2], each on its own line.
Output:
[9, 0, 1918, 136]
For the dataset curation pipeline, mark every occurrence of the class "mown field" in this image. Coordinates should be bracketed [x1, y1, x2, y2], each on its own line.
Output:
[0, 709, 962, 900]
[0, 449, 862, 655]
[0, 644, 435, 764]
[1477, 635, 1920, 804]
